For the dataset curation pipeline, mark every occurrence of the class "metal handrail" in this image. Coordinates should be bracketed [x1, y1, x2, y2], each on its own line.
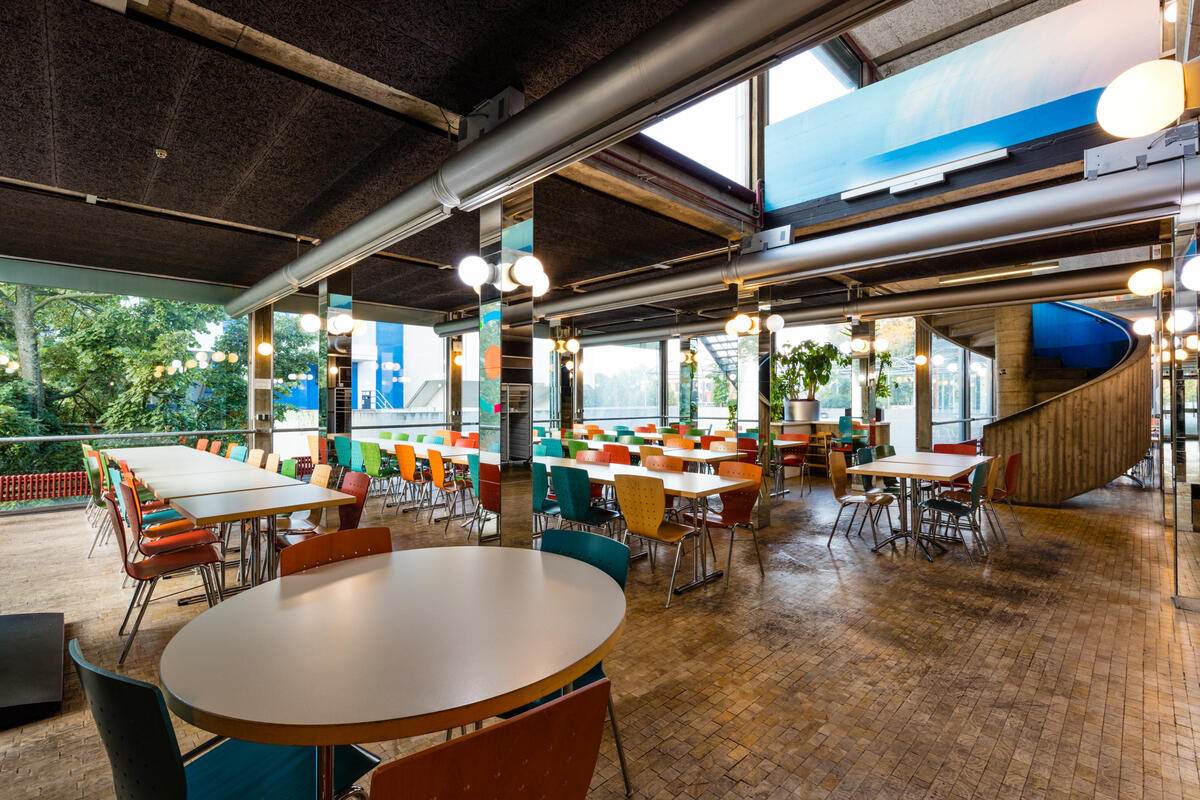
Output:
[0, 429, 252, 445]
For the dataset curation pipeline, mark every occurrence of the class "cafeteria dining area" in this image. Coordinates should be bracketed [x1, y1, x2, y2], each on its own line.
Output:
[2, 0, 1200, 798]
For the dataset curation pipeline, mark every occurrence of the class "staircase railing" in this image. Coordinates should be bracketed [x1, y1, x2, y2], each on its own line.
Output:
[982, 305, 1149, 506]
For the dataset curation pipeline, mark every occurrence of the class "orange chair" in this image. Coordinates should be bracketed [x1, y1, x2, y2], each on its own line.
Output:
[662, 437, 694, 450]
[208, 440, 223, 455]
[603, 443, 631, 465]
[575, 449, 609, 500]
[194, 438, 209, 451]
[370, 680, 612, 800]
[428, 450, 466, 532]
[682, 462, 763, 587]
[279, 527, 392, 576]
[393, 444, 431, 515]
[101, 491, 221, 664]
[643, 455, 684, 473]
[634, 425, 655, 434]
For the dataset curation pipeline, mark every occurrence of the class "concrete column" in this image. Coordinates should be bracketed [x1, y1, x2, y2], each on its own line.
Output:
[994, 305, 1035, 418]
[915, 321, 932, 451]
[679, 337, 698, 426]
[247, 306, 273, 453]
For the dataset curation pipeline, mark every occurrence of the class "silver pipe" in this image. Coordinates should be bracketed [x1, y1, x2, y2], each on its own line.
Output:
[225, 0, 901, 318]
[473, 157, 1196, 330]
[577, 261, 1159, 344]
[0, 428, 253, 445]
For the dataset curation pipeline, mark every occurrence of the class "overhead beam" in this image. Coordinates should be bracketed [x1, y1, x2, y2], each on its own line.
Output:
[117, 0, 461, 135]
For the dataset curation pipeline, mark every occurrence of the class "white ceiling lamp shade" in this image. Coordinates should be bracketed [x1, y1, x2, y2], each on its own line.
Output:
[1168, 308, 1195, 332]
[512, 255, 545, 286]
[329, 313, 356, 335]
[1096, 59, 1185, 139]
[765, 313, 785, 333]
[565, 338, 580, 354]
[497, 263, 520, 292]
[256, 342, 274, 356]
[849, 337, 869, 353]
[1181, 256, 1200, 291]
[730, 313, 753, 335]
[1127, 267, 1165, 296]
[457, 255, 492, 288]
[530, 271, 550, 297]
[1165, 1, 1178, 24]
[914, 354, 928, 366]
[1132, 317, 1157, 336]
[300, 313, 322, 333]
[873, 337, 889, 352]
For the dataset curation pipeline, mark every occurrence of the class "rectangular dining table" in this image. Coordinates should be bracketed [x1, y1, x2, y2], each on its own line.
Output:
[847, 453, 990, 560]
[532, 455, 756, 593]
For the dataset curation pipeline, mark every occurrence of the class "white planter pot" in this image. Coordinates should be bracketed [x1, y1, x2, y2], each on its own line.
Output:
[786, 399, 820, 421]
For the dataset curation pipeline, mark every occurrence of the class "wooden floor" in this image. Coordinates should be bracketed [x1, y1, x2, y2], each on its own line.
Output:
[2, 475, 1199, 799]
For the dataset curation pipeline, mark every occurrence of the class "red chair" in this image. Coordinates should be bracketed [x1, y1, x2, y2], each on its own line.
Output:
[471, 462, 502, 543]
[736, 437, 758, 464]
[101, 491, 221, 664]
[675, 424, 689, 436]
[635, 425, 655, 433]
[278, 471, 371, 549]
[935, 443, 977, 489]
[700, 435, 723, 449]
[603, 443, 631, 465]
[278, 527, 392, 576]
[369, 680, 612, 800]
[991, 453, 1024, 536]
[576, 449, 609, 500]
[777, 433, 810, 494]
[307, 434, 328, 465]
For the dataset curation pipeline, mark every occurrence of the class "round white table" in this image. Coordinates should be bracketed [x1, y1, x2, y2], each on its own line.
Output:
[160, 546, 626, 799]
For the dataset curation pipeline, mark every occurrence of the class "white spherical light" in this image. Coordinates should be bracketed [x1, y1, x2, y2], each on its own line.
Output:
[512, 255, 544, 286]
[227, 353, 238, 363]
[256, 342, 274, 356]
[873, 337, 889, 352]
[565, 338, 580, 354]
[850, 338, 869, 353]
[531, 271, 550, 297]
[457, 255, 491, 287]
[300, 313, 321, 332]
[1165, 1, 1178, 24]
[914, 354, 928, 367]
[724, 319, 738, 336]
[731, 313, 752, 334]
[497, 263, 519, 292]
[1097, 60, 1185, 139]
[1127, 267, 1164, 297]
[1169, 309, 1195, 332]
[1181, 256, 1200, 291]
[1132, 317, 1157, 336]
[765, 314, 785, 333]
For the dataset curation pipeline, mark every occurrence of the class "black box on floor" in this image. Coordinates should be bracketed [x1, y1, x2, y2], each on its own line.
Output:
[0, 613, 64, 729]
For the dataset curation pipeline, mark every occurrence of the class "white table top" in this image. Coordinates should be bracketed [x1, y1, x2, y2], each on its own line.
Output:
[358, 437, 477, 461]
[170, 483, 354, 525]
[160, 547, 626, 745]
[847, 453, 989, 482]
[534, 456, 755, 498]
[143, 468, 300, 500]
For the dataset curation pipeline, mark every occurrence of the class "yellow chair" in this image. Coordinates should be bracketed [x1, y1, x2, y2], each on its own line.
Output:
[712, 430, 737, 439]
[638, 445, 663, 461]
[711, 441, 737, 453]
[614, 474, 696, 608]
[276, 464, 332, 534]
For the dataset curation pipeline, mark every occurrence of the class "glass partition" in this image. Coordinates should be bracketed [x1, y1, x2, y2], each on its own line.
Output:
[580, 342, 661, 428]
[876, 318, 916, 449]
[931, 335, 965, 443]
[350, 320, 446, 440]
[968, 352, 994, 440]
[460, 331, 480, 434]
[271, 310, 321, 458]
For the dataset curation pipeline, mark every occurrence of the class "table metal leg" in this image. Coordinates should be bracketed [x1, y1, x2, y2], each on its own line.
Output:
[317, 744, 335, 800]
[673, 496, 723, 594]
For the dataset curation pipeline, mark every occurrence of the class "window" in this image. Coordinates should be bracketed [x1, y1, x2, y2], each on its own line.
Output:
[351, 321, 446, 440]
[968, 353, 994, 440]
[775, 323, 851, 419]
[931, 335, 965, 443]
[461, 331, 479, 433]
[644, 82, 750, 186]
[532, 336, 554, 427]
[580, 343, 661, 427]
[768, 44, 859, 125]
[875, 318, 916, 449]
[694, 337, 730, 429]
[272, 311, 321, 458]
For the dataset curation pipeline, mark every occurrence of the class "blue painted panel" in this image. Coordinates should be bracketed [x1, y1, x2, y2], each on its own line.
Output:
[763, 0, 1158, 210]
[1033, 303, 1129, 371]
[501, 218, 533, 253]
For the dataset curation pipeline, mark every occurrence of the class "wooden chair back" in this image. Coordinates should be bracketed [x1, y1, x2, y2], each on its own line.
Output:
[264, 453, 281, 473]
[663, 437, 694, 450]
[614, 474, 666, 538]
[369, 681, 611, 800]
[309, 464, 333, 489]
[576, 449, 610, 465]
[716, 461, 762, 523]
[279, 527, 392, 576]
[712, 429, 736, 438]
[246, 449, 264, 468]
[638, 445, 663, 460]
[829, 451, 851, 500]
[711, 441, 737, 452]
[644, 455, 684, 473]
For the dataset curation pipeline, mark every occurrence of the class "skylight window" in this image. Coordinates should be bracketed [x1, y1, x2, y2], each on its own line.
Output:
[643, 82, 750, 186]
[768, 48, 858, 125]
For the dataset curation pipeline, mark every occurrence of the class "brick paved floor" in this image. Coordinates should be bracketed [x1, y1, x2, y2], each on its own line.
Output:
[1, 475, 1198, 799]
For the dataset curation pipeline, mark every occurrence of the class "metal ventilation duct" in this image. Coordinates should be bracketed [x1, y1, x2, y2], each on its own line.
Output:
[576, 261, 1163, 345]
[224, 0, 901, 318]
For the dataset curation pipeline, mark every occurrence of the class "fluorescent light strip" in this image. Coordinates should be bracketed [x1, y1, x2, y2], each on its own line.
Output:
[938, 265, 1058, 285]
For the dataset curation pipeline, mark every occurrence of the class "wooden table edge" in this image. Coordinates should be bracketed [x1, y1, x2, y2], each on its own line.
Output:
[161, 616, 625, 746]
[169, 489, 354, 526]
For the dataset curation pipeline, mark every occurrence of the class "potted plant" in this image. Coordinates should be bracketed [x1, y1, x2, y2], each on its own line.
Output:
[872, 351, 898, 420]
[775, 341, 848, 421]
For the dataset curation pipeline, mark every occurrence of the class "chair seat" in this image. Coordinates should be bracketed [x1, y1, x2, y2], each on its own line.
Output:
[679, 510, 745, 530]
[127, 545, 222, 581]
[536, 501, 562, 516]
[575, 507, 620, 528]
[834, 493, 872, 505]
[142, 518, 202, 538]
[186, 739, 379, 800]
[144, 508, 185, 524]
[140, 528, 218, 556]
[640, 520, 693, 544]
[780, 455, 807, 467]
[920, 498, 970, 515]
[276, 531, 321, 549]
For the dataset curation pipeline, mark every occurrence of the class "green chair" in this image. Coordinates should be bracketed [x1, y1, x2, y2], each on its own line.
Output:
[549, 465, 620, 537]
[84, 455, 111, 557]
[917, 463, 991, 562]
[567, 440, 591, 459]
[378, 432, 393, 440]
[561, 430, 575, 440]
[68, 639, 379, 800]
[416, 434, 427, 443]
[394, 433, 409, 442]
[617, 435, 644, 445]
[687, 428, 704, 437]
[657, 425, 674, 433]
[281, 459, 297, 479]
[361, 441, 399, 495]
[594, 434, 616, 442]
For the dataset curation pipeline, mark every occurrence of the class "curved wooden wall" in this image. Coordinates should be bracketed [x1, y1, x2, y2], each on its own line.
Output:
[982, 335, 1151, 507]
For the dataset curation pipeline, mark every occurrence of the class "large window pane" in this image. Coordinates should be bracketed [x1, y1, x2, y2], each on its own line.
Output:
[968, 352, 994, 440]
[695, 337, 731, 430]
[461, 331, 479, 433]
[775, 323, 851, 419]
[272, 311, 321, 458]
[875, 318, 916, 450]
[931, 335, 964, 443]
[768, 46, 858, 125]
[644, 82, 749, 186]
[532, 336, 553, 427]
[580, 343, 660, 428]
[351, 321, 446, 439]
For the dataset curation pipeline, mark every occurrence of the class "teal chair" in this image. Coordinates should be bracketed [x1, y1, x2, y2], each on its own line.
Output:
[229, 445, 248, 462]
[531, 466, 561, 536]
[836, 416, 867, 450]
[533, 443, 547, 456]
[68, 639, 379, 800]
[533, 426, 546, 437]
[332, 435, 352, 467]
[567, 440, 591, 459]
[918, 463, 991, 562]
[108, 467, 182, 526]
[538, 530, 632, 796]
[550, 465, 620, 536]
[541, 439, 565, 458]
[426, 436, 443, 445]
